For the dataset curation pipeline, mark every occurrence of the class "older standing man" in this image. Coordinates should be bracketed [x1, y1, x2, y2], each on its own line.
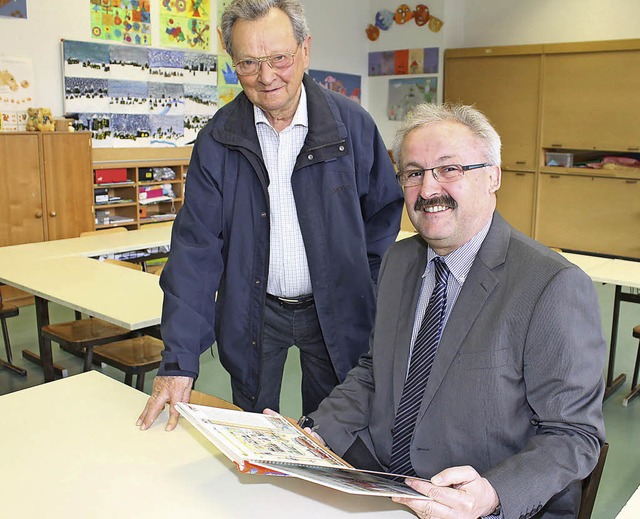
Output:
[309, 103, 606, 518]
[137, 0, 403, 430]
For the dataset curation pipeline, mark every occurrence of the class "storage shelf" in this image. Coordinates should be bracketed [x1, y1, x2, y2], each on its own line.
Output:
[91, 147, 189, 231]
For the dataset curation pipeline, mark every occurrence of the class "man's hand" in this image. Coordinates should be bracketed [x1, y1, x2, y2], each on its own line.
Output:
[392, 465, 500, 519]
[136, 375, 194, 431]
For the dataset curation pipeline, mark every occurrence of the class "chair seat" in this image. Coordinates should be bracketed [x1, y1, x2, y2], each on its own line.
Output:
[634, 325, 640, 339]
[0, 301, 19, 319]
[42, 319, 131, 347]
[93, 336, 164, 370]
[93, 336, 164, 391]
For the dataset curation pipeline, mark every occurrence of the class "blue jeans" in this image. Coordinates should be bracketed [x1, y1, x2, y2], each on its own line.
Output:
[231, 296, 339, 415]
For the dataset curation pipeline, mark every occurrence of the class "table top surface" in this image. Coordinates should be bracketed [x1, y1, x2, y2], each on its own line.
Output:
[0, 372, 410, 519]
[0, 226, 171, 329]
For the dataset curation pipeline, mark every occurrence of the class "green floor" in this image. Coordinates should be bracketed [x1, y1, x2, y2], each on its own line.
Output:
[1, 282, 638, 518]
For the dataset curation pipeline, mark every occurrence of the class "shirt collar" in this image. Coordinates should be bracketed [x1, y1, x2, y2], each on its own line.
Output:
[254, 84, 309, 131]
[426, 215, 493, 285]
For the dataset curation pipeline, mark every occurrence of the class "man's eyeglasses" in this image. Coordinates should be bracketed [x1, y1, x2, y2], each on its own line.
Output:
[233, 45, 299, 76]
[396, 163, 493, 188]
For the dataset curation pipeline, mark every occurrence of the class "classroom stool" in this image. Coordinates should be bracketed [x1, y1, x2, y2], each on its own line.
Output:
[93, 336, 164, 391]
[622, 325, 640, 407]
[0, 299, 27, 376]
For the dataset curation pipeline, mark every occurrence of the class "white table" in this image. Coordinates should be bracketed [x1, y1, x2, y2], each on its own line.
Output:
[0, 372, 410, 518]
[0, 226, 172, 381]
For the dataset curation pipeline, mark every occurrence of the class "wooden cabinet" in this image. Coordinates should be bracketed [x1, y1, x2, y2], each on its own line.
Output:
[444, 39, 640, 259]
[0, 132, 93, 247]
[445, 47, 542, 171]
[537, 170, 640, 259]
[92, 147, 191, 230]
[496, 170, 535, 237]
[542, 43, 640, 152]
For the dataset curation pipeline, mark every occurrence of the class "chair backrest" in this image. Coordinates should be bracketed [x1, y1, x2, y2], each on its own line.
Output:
[103, 258, 143, 271]
[80, 227, 128, 238]
[578, 442, 609, 519]
[189, 390, 241, 411]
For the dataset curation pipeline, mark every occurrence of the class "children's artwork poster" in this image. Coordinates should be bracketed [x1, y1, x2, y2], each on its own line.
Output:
[160, 0, 211, 52]
[0, 0, 27, 18]
[369, 48, 438, 76]
[387, 77, 437, 121]
[216, 53, 241, 108]
[90, 0, 151, 46]
[63, 39, 217, 147]
[0, 56, 35, 131]
[308, 70, 361, 105]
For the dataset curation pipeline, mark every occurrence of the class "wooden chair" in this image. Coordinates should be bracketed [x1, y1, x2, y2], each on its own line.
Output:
[0, 289, 27, 376]
[40, 258, 142, 371]
[92, 335, 164, 390]
[79, 227, 128, 238]
[578, 442, 609, 519]
[622, 325, 640, 407]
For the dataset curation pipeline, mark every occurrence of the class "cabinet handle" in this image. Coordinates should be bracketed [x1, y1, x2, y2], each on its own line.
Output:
[516, 161, 526, 165]
[626, 180, 638, 184]
[550, 175, 561, 179]
[515, 172, 526, 176]
[551, 144, 563, 148]
[628, 147, 640, 151]
[50, 211, 57, 217]
[35, 211, 43, 219]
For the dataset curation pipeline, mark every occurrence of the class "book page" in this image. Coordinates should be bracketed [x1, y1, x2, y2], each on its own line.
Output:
[252, 462, 432, 499]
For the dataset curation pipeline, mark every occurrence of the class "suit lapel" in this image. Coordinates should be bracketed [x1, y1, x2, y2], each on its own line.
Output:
[416, 213, 511, 419]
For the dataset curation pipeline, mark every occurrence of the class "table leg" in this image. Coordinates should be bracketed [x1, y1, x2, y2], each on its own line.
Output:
[21, 296, 67, 382]
[604, 285, 626, 400]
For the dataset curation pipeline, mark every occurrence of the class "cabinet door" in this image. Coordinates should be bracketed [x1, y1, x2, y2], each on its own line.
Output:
[536, 173, 640, 259]
[41, 133, 94, 240]
[542, 50, 640, 151]
[496, 170, 535, 237]
[0, 133, 45, 246]
[445, 53, 541, 171]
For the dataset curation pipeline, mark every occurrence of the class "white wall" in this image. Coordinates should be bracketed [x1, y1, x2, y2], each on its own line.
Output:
[461, 0, 640, 47]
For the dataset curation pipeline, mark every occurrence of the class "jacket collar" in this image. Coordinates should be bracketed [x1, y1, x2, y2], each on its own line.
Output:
[211, 74, 346, 158]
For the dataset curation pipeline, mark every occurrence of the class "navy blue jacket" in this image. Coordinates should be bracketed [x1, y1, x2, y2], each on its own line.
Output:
[158, 74, 403, 402]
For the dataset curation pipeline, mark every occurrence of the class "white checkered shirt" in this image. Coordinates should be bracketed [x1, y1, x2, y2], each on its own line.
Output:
[254, 86, 311, 297]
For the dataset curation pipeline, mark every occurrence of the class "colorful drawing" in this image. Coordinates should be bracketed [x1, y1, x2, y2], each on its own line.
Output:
[0, 0, 27, 18]
[90, 0, 151, 46]
[62, 39, 217, 147]
[387, 77, 437, 121]
[161, 0, 211, 51]
[369, 48, 439, 77]
[308, 70, 361, 104]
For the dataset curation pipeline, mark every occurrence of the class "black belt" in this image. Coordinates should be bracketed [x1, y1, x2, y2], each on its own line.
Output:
[266, 293, 314, 310]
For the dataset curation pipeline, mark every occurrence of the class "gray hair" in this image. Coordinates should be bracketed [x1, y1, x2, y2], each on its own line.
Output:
[392, 103, 502, 169]
[221, 0, 310, 60]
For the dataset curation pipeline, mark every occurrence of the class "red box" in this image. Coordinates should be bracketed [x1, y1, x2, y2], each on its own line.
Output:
[95, 168, 128, 184]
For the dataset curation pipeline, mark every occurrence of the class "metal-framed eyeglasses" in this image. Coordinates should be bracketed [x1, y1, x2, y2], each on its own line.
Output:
[233, 45, 300, 76]
[396, 163, 493, 188]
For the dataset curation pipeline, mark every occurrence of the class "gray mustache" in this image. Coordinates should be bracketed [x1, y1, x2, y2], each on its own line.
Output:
[414, 195, 458, 211]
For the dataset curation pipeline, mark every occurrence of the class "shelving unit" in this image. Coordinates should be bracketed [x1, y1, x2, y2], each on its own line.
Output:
[91, 147, 192, 230]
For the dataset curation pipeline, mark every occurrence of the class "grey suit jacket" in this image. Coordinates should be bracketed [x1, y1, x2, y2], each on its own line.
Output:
[311, 212, 606, 519]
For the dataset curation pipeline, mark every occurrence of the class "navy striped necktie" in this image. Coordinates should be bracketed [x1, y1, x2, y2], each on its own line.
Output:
[389, 257, 450, 476]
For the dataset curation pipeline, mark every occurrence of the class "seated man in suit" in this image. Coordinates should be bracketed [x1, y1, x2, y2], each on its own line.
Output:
[307, 103, 606, 518]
